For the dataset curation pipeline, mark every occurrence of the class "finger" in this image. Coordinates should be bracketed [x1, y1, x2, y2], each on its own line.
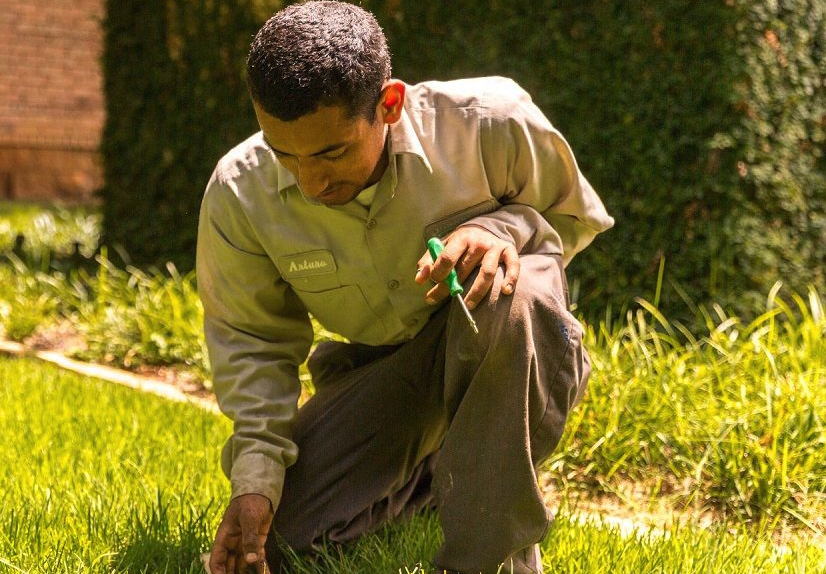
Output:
[500, 245, 520, 295]
[429, 240, 465, 283]
[210, 546, 229, 574]
[226, 554, 236, 574]
[464, 245, 506, 309]
[255, 518, 271, 574]
[415, 251, 433, 284]
[239, 511, 264, 566]
[211, 519, 240, 574]
[453, 245, 485, 283]
[424, 281, 449, 305]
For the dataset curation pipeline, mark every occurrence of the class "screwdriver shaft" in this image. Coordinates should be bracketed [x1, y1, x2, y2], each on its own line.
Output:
[456, 295, 480, 335]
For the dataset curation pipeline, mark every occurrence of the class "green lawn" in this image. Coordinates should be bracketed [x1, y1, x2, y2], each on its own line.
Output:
[2, 201, 826, 571]
[0, 356, 227, 573]
[2, 199, 826, 536]
[1, 356, 825, 574]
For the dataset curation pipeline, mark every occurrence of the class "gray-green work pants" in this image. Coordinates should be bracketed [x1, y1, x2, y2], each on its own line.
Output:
[264, 254, 590, 574]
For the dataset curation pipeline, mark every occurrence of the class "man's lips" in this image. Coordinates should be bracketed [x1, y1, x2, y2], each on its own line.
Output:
[316, 185, 362, 205]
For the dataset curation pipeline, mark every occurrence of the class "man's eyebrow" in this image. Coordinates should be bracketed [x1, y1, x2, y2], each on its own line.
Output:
[265, 139, 348, 157]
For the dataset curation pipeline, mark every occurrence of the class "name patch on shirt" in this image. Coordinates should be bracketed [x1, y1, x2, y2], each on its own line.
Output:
[278, 250, 338, 278]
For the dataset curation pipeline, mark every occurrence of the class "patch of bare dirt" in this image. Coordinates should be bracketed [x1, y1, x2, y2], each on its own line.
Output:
[26, 319, 85, 353]
[131, 363, 213, 401]
[20, 320, 215, 404]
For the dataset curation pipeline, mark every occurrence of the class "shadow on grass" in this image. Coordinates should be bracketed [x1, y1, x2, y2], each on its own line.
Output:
[115, 499, 441, 574]
[115, 493, 216, 574]
[281, 511, 443, 574]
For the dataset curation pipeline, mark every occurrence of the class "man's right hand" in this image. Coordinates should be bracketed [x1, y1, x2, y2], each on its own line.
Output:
[209, 493, 274, 574]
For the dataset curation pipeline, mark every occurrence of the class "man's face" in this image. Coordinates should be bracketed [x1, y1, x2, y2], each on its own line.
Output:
[253, 101, 389, 206]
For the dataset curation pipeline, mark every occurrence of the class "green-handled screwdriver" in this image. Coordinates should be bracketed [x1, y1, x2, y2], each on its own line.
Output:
[427, 237, 479, 335]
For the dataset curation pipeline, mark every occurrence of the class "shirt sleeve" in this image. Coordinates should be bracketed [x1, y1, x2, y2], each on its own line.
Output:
[471, 87, 614, 265]
[196, 171, 314, 509]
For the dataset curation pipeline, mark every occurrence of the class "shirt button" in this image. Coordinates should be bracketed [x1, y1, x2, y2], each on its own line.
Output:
[367, 218, 378, 229]
[406, 317, 419, 328]
[387, 279, 400, 290]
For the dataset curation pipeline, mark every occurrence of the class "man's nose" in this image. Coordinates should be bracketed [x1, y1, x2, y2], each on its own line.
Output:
[297, 158, 329, 197]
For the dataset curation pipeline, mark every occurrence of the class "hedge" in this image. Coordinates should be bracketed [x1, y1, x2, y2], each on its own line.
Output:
[100, 0, 280, 269]
[101, 0, 826, 322]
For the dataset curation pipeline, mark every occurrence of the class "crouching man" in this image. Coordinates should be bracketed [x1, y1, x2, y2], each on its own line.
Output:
[197, 2, 614, 573]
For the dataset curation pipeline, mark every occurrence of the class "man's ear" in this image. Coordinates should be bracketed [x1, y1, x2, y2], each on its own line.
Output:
[378, 80, 406, 124]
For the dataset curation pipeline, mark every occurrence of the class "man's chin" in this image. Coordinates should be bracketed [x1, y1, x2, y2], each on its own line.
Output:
[314, 187, 361, 206]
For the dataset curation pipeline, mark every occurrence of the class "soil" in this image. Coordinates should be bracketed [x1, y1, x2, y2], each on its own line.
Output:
[19, 319, 216, 403]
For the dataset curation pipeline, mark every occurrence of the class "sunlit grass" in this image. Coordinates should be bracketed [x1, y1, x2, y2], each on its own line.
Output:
[276, 511, 826, 574]
[2, 356, 823, 574]
[0, 202, 100, 261]
[551, 285, 826, 529]
[0, 356, 228, 573]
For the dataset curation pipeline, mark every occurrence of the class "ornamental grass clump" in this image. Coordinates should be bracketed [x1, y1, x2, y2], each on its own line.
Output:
[551, 284, 826, 528]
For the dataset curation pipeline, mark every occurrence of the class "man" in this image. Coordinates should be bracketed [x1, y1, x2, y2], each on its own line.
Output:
[197, 2, 613, 573]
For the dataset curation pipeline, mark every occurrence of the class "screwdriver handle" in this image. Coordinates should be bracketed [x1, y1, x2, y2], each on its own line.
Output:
[426, 237, 464, 297]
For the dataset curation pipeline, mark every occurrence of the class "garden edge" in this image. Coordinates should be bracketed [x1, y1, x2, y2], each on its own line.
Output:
[0, 338, 219, 414]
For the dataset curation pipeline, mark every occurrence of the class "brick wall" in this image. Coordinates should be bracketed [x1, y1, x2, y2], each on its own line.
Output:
[0, 0, 105, 202]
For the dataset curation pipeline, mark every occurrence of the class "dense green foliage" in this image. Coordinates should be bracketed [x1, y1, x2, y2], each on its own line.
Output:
[100, 1, 825, 320]
[555, 290, 826, 526]
[0, 206, 335, 385]
[371, 0, 826, 321]
[724, 2, 826, 314]
[100, 0, 280, 269]
[0, 207, 208, 378]
[0, 203, 100, 264]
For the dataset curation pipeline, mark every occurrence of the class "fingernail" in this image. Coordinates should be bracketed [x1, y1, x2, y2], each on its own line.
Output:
[466, 300, 476, 310]
[503, 283, 513, 294]
[246, 552, 258, 563]
[425, 296, 436, 305]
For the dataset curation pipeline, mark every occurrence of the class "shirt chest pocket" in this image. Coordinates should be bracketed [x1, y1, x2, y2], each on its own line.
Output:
[286, 272, 342, 292]
[277, 250, 385, 342]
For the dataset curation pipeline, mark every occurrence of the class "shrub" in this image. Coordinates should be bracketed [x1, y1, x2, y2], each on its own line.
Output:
[100, 0, 281, 269]
[374, 0, 826, 322]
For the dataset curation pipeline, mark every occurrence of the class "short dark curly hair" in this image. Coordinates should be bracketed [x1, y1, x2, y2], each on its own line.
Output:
[247, 1, 392, 122]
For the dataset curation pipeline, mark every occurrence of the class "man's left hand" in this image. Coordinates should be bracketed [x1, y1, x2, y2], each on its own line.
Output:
[415, 226, 520, 310]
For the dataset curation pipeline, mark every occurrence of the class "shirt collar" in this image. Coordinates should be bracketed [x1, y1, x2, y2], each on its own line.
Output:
[275, 105, 433, 198]
[388, 107, 433, 174]
[275, 154, 298, 195]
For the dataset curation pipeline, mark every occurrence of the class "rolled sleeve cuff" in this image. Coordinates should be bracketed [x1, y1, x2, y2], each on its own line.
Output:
[229, 452, 287, 512]
[460, 204, 564, 257]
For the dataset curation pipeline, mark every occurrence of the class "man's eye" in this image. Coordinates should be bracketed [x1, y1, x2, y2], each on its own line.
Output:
[324, 150, 347, 162]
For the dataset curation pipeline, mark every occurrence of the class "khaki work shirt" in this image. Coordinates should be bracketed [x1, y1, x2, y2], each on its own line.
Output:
[196, 76, 614, 508]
